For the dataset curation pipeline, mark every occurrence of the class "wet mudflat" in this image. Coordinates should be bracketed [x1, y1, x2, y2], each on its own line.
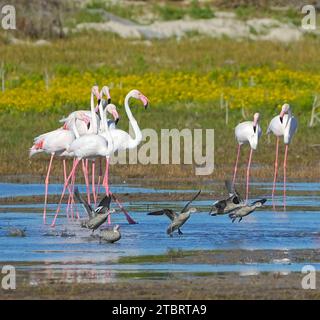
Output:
[0, 181, 319, 299]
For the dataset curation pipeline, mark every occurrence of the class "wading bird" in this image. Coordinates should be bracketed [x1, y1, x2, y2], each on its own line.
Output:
[51, 96, 114, 227]
[30, 86, 104, 224]
[228, 198, 267, 222]
[267, 104, 297, 210]
[30, 125, 76, 224]
[233, 113, 262, 203]
[147, 190, 201, 236]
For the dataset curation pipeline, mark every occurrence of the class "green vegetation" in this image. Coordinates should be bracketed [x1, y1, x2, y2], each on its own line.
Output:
[0, 31, 319, 181]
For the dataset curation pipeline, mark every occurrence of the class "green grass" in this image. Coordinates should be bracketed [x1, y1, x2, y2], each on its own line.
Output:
[0, 33, 319, 181]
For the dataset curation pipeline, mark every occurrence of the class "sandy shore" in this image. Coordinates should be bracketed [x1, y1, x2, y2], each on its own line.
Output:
[1, 249, 320, 300]
[1, 272, 320, 300]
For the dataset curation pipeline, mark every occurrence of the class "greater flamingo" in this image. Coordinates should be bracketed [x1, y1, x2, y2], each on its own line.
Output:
[60, 86, 109, 136]
[267, 103, 298, 210]
[232, 113, 262, 203]
[30, 127, 76, 224]
[51, 97, 114, 227]
[109, 89, 149, 151]
[103, 90, 149, 224]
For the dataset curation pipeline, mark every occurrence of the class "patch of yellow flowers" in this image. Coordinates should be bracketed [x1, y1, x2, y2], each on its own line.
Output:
[0, 67, 317, 113]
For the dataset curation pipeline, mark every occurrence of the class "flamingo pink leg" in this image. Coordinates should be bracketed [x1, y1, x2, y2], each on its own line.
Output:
[102, 157, 111, 224]
[272, 137, 280, 210]
[92, 160, 97, 207]
[232, 144, 241, 187]
[103, 157, 109, 196]
[63, 159, 71, 220]
[51, 159, 80, 227]
[110, 192, 137, 225]
[97, 157, 102, 196]
[283, 144, 288, 211]
[82, 159, 91, 205]
[66, 159, 78, 220]
[245, 148, 253, 204]
[43, 153, 54, 224]
[70, 160, 80, 220]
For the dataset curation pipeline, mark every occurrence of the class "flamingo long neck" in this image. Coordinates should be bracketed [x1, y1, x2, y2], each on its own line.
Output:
[90, 92, 98, 134]
[99, 102, 113, 155]
[125, 93, 142, 149]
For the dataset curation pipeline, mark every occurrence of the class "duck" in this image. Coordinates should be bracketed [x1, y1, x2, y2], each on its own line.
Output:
[210, 180, 244, 216]
[99, 225, 121, 243]
[74, 186, 115, 232]
[229, 199, 267, 222]
[147, 190, 201, 236]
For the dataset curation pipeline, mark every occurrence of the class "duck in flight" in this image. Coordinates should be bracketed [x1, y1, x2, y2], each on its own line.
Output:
[147, 190, 201, 236]
[228, 198, 267, 222]
[210, 180, 243, 216]
[74, 186, 115, 232]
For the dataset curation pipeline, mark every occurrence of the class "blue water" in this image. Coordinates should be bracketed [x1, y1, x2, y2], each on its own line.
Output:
[0, 182, 319, 282]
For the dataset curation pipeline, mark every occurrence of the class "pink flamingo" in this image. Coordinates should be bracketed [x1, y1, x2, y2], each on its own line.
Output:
[232, 113, 262, 203]
[60, 86, 109, 136]
[30, 127, 76, 224]
[267, 104, 298, 210]
[51, 89, 148, 227]
[51, 96, 115, 227]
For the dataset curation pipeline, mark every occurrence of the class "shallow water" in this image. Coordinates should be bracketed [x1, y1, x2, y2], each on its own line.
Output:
[0, 182, 319, 282]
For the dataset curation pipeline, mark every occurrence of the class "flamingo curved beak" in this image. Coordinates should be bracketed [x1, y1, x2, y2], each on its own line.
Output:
[140, 94, 149, 109]
[112, 110, 119, 123]
[279, 110, 285, 123]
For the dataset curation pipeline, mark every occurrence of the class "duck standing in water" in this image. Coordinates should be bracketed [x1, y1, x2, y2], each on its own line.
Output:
[210, 180, 244, 216]
[229, 198, 267, 222]
[7, 227, 26, 237]
[74, 187, 115, 232]
[99, 225, 121, 243]
[147, 190, 201, 236]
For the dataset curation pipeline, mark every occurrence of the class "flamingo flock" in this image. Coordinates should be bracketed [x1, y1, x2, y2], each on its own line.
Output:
[31, 95, 297, 231]
[30, 86, 148, 227]
[233, 104, 297, 209]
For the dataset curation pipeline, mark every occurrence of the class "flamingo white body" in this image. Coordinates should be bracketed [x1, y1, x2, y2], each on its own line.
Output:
[30, 128, 75, 157]
[235, 120, 262, 150]
[232, 113, 261, 203]
[267, 104, 298, 210]
[267, 112, 297, 144]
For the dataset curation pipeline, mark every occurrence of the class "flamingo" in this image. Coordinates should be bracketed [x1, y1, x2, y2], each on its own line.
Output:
[232, 113, 262, 203]
[267, 103, 298, 210]
[51, 97, 114, 227]
[60, 86, 109, 136]
[30, 126, 76, 224]
[109, 89, 149, 152]
[31, 86, 103, 224]
[95, 89, 120, 199]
